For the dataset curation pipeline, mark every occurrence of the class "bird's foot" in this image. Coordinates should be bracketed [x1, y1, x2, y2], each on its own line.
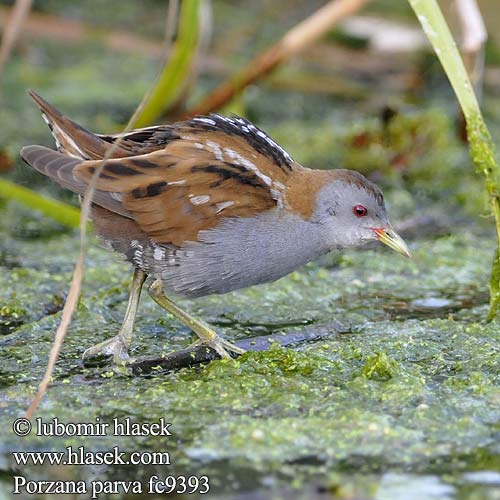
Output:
[82, 334, 130, 364]
[190, 335, 246, 359]
[148, 279, 245, 360]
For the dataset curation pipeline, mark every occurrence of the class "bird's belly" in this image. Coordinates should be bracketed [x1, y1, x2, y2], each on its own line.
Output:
[152, 246, 305, 298]
[95, 209, 325, 298]
[142, 211, 325, 298]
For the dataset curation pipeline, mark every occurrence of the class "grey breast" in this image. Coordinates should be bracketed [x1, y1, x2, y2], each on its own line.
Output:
[137, 209, 326, 298]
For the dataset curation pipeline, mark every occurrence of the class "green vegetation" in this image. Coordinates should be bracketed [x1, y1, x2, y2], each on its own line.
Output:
[409, 0, 500, 319]
[0, 225, 497, 497]
[0, 178, 81, 228]
[1, 0, 500, 497]
[134, 0, 202, 127]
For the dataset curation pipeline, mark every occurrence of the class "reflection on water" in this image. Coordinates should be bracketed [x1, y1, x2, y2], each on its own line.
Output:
[376, 473, 455, 500]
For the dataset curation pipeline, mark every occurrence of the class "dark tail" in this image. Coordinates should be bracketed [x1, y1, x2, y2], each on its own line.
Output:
[20, 144, 131, 217]
[28, 90, 120, 160]
[20, 145, 84, 193]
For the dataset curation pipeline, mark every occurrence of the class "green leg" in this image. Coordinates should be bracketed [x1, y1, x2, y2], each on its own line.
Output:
[83, 269, 146, 364]
[148, 279, 245, 359]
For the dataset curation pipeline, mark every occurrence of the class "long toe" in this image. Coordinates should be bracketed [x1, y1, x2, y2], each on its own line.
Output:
[82, 335, 130, 364]
[190, 336, 245, 359]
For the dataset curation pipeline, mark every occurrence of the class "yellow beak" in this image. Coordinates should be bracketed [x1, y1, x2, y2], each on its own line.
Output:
[372, 227, 411, 258]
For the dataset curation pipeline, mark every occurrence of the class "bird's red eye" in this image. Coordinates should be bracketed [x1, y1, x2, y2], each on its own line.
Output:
[353, 204, 367, 217]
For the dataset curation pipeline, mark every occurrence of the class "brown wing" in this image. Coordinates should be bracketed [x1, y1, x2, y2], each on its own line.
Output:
[97, 126, 182, 156]
[29, 90, 298, 167]
[74, 127, 300, 246]
[24, 103, 304, 246]
[20, 145, 132, 218]
[28, 90, 181, 159]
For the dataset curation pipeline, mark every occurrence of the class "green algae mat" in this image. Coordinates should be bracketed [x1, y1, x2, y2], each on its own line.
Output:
[1, 218, 499, 498]
[1, 1, 500, 495]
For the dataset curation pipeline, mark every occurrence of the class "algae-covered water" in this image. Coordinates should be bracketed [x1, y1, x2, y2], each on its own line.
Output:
[2, 220, 500, 499]
[1, 1, 500, 499]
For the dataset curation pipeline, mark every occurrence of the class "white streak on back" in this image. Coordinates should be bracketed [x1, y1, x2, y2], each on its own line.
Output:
[193, 117, 216, 126]
[215, 201, 235, 213]
[205, 140, 224, 161]
[190, 195, 210, 205]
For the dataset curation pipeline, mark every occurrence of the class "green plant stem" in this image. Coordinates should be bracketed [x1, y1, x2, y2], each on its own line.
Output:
[134, 0, 200, 127]
[0, 177, 82, 228]
[409, 0, 500, 319]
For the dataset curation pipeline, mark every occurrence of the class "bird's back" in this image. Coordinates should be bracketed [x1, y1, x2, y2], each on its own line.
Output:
[21, 93, 329, 296]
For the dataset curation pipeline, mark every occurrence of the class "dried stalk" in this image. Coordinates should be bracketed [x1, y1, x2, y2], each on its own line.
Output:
[24, 2, 194, 418]
[0, 5, 224, 74]
[0, 0, 32, 74]
[455, 0, 487, 98]
[183, 0, 370, 118]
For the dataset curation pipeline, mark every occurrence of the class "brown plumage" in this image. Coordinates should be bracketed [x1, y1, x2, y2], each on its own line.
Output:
[26, 91, 305, 245]
[24, 91, 386, 247]
[21, 90, 409, 363]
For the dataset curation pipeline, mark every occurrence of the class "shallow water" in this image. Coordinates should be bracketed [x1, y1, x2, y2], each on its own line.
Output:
[1, 1, 500, 497]
[1, 220, 499, 498]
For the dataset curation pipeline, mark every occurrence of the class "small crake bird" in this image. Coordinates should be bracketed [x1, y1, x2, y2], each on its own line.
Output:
[21, 91, 410, 363]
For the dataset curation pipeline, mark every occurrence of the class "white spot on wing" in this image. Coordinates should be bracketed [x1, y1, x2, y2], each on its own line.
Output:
[223, 148, 272, 186]
[271, 189, 284, 207]
[49, 121, 87, 159]
[190, 195, 210, 205]
[110, 192, 123, 202]
[153, 246, 164, 261]
[215, 201, 235, 213]
[193, 117, 216, 125]
[205, 140, 224, 161]
[66, 151, 82, 159]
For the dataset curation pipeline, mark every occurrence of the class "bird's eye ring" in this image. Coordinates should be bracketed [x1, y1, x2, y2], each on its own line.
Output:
[353, 204, 368, 217]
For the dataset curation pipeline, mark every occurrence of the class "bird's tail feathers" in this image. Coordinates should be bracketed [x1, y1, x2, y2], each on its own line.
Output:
[28, 90, 113, 160]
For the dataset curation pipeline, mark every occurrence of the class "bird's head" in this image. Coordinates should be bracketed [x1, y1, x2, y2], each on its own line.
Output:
[312, 170, 410, 258]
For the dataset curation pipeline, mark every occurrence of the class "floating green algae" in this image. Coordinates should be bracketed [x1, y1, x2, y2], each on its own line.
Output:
[1, 4, 500, 495]
[1, 211, 499, 497]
